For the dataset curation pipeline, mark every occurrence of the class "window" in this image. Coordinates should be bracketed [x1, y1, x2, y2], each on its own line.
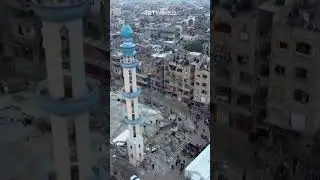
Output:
[130, 146, 132, 149]
[296, 42, 312, 56]
[18, 25, 23, 35]
[217, 68, 230, 79]
[197, 74, 200, 77]
[202, 75, 208, 79]
[70, 165, 79, 180]
[293, 89, 309, 104]
[239, 72, 252, 84]
[275, 65, 285, 76]
[295, 67, 308, 79]
[24, 26, 31, 34]
[202, 83, 206, 87]
[202, 90, 207, 94]
[131, 154, 133, 158]
[259, 65, 269, 77]
[279, 41, 288, 50]
[184, 79, 188, 82]
[196, 82, 200, 86]
[60, 26, 70, 71]
[139, 153, 141, 157]
[64, 76, 73, 98]
[237, 94, 251, 106]
[139, 144, 141, 148]
[215, 86, 231, 102]
[237, 55, 249, 65]
[214, 22, 231, 34]
[290, 113, 306, 131]
[240, 32, 249, 40]
[177, 68, 182, 72]
[133, 126, 136, 137]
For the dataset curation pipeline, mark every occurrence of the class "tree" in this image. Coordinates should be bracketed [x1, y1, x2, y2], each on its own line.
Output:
[184, 40, 203, 52]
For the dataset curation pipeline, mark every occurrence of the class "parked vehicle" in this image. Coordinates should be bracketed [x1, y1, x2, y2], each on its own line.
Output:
[130, 175, 140, 180]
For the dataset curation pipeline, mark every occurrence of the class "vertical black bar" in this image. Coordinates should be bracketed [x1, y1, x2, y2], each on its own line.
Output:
[210, 0, 215, 177]
[104, 0, 111, 179]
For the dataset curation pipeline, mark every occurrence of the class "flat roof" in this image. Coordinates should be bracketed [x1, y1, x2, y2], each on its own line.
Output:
[151, 53, 168, 58]
[188, 52, 202, 56]
[164, 41, 175, 44]
[184, 144, 210, 180]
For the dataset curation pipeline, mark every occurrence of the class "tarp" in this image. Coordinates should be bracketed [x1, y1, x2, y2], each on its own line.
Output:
[112, 129, 129, 146]
[184, 145, 210, 180]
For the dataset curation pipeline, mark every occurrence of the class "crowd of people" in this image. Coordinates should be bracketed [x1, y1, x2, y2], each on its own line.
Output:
[182, 143, 204, 158]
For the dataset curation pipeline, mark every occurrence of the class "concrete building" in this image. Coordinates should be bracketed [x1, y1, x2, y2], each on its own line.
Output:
[164, 51, 210, 106]
[212, 2, 267, 132]
[32, 0, 99, 179]
[192, 56, 210, 105]
[260, 1, 320, 135]
[119, 24, 144, 166]
[213, 0, 320, 136]
[5, 0, 43, 74]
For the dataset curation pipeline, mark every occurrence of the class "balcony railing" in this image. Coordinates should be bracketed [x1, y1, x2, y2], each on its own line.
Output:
[36, 77, 99, 117]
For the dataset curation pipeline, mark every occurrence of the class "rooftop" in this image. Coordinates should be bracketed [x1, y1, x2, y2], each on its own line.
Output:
[185, 145, 210, 180]
[188, 52, 202, 56]
[151, 53, 170, 58]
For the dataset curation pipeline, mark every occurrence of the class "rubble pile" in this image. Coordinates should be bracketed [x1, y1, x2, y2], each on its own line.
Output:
[110, 90, 195, 177]
[140, 123, 190, 176]
[141, 149, 173, 176]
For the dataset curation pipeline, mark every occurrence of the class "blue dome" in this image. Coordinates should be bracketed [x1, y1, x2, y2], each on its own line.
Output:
[120, 24, 133, 38]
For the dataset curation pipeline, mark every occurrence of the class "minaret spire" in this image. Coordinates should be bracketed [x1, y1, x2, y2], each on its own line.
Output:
[120, 24, 144, 166]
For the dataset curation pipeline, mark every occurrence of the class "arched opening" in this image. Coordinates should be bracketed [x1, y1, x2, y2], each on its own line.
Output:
[188, 19, 194, 27]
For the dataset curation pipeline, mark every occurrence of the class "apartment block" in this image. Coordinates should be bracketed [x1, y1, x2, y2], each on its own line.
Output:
[192, 57, 210, 105]
[213, 0, 320, 136]
[261, 1, 320, 135]
[213, 4, 263, 132]
[164, 51, 210, 106]
[5, 0, 44, 74]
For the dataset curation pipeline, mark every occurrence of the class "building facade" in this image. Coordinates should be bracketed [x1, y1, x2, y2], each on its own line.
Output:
[213, 0, 320, 136]
[5, 0, 44, 75]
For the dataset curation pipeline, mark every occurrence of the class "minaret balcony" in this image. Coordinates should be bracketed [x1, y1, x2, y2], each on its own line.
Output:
[120, 42, 136, 57]
[36, 78, 99, 117]
[120, 58, 140, 69]
[31, 0, 89, 22]
[121, 88, 141, 99]
[123, 116, 144, 125]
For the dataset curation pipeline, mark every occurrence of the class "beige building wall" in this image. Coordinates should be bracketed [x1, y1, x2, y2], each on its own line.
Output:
[193, 67, 210, 104]
[268, 23, 320, 135]
[213, 7, 259, 130]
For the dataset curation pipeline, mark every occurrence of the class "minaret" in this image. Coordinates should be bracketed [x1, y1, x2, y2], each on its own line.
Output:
[120, 24, 144, 166]
[32, 1, 98, 180]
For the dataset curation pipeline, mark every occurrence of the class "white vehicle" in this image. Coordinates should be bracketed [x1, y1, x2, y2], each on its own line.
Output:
[130, 175, 140, 180]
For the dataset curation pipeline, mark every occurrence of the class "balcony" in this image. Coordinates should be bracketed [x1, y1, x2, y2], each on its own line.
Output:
[31, 0, 89, 22]
[121, 88, 141, 99]
[36, 77, 99, 117]
[119, 57, 139, 69]
[123, 116, 144, 125]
